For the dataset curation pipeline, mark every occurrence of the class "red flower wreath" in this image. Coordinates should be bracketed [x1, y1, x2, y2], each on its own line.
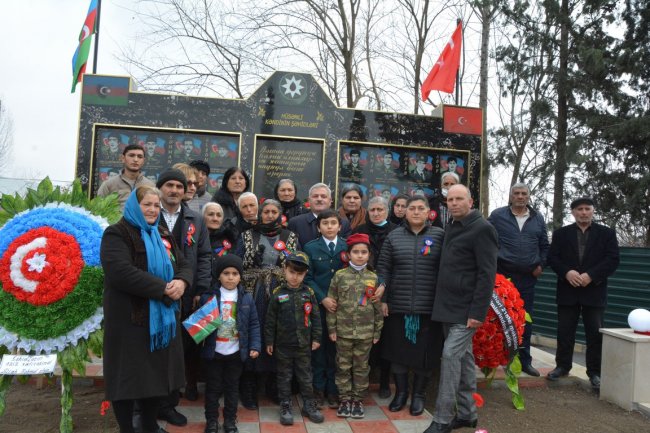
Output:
[473, 273, 526, 369]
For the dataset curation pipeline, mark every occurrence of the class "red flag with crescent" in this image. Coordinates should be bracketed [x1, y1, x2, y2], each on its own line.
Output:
[443, 105, 483, 136]
[421, 21, 462, 99]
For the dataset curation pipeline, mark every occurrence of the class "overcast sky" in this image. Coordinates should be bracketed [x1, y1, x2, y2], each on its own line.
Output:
[0, 0, 135, 183]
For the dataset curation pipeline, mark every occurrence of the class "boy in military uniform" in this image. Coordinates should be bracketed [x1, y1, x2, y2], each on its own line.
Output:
[327, 233, 383, 418]
[265, 252, 324, 426]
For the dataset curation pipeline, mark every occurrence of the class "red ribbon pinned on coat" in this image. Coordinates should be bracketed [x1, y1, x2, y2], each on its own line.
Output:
[359, 286, 375, 306]
[304, 302, 312, 327]
[215, 239, 231, 257]
[186, 223, 196, 246]
[274, 240, 290, 257]
[162, 238, 175, 262]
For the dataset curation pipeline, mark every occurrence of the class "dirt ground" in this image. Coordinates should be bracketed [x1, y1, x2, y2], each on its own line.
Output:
[0, 379, 648, 433]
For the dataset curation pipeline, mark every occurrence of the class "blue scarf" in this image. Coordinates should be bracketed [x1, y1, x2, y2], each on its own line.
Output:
[124, 191, 177, 351]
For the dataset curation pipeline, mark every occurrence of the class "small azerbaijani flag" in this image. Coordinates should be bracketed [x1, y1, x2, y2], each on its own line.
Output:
[71, 0, 99, 93]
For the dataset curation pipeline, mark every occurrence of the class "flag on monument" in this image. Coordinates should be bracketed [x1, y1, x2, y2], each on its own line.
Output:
[443, 105, 483, 136]
[71, 0, 99, 93]
[421, 21, 463, 100]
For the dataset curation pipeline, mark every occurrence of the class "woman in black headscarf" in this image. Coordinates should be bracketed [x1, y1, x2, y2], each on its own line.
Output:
[211, 167, 251, 221]
[273, 178, 306, 222]
[389, 193, 409, 226]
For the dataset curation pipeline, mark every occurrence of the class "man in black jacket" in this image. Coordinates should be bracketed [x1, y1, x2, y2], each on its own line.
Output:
[546, 197, 619, 389]
[425, 185, 498, 433]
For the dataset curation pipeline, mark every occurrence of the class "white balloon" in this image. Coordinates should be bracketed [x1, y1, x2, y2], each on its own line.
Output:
[628, 309, 650, 332]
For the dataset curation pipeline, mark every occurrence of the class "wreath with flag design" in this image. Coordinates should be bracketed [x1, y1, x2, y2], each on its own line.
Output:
[0, 178, 120, 431]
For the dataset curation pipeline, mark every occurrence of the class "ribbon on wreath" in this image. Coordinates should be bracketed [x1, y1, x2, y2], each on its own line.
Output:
[304, 302, 312, 327]
[214, 239, 232, 257]
[420, 237, 434, 256]
[162, 238, 175, 262]
[490, 291, 519, 359]
[186, 223, 196, 246]
[274, 240, 290, 258]
[359, 286, 375, 306]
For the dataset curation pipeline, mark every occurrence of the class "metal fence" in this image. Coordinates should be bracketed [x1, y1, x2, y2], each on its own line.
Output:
[533, 247, 650, 344]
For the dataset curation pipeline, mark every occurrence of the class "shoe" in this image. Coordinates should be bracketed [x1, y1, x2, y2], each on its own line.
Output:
[185, 384, 199, 401]
[327, 394, 339, 409]
[280, 400, 293, 426]
[423, 420, 452, 433]
[521, 363, 541, 377]
[350, 400, 365, 419]
[336, 399, 351, 418]
[450, 417, 478, 429]
[389, 373, 409, 412]
[409, 374, 428, 416]
[378, 387, 391, 399]
[158, 408, 188, 426]
[301, 399, 324, 423]
[589, 374, 601, 389]
[132, 411, 143, 433]
[204, 419, 218, 433]
[546, 367, 570, 381]
[313, 389, 325, 409]
[223, 418, 238, 433]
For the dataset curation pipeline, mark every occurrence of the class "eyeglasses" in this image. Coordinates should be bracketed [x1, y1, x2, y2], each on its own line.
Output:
[187, 181, 198, 187]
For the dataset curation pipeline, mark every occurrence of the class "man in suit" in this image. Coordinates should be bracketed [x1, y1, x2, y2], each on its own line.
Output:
[156, 168, 212, 424]
[288, 183, 351, 245]
[546, 197, 619, 390]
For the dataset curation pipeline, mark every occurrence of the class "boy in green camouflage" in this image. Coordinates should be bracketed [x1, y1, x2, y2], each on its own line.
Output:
[327, 233, 383, 418]
[265, 252, 324, 426]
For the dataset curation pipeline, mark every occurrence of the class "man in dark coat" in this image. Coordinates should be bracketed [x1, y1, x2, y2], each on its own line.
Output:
[426, 185, 498, 433]
[488, 183, 549, 377]
[546, 197, 619, 389]
[156, 168, 212, 424]
[288, 183, 351, 245]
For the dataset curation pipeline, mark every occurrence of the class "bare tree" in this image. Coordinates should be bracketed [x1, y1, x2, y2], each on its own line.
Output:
[0, 99, 13, 176]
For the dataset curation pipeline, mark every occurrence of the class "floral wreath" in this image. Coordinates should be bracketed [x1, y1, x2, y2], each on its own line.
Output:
[0, 178, 120, 430]
[472, 273, 528, 410]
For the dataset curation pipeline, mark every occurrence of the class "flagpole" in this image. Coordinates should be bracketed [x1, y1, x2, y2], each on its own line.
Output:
[92, 0, 102, 74]
[454, 18, 461, 105]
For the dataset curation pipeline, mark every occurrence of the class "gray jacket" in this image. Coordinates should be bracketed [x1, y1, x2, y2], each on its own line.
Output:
[377, 223, 444, 315]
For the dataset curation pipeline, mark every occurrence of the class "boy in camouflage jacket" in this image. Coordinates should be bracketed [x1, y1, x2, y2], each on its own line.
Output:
[327, 233, 383, 418]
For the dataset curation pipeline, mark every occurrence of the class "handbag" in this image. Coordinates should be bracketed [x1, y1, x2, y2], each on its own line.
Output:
[182, 295, 222, 344]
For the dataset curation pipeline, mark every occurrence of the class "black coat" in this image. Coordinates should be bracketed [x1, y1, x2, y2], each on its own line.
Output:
[100, 219, 193, 401]
[376, 223, 444, 314]
[432, 210, 498, 324]
[547, 222, 619, 307]
[280, 199, 307, 221]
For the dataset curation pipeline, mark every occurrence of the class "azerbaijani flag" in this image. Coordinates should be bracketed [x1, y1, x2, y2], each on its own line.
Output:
[71, 0, 99, 93]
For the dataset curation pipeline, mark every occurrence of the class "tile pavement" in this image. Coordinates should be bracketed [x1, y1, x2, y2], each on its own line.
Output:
[161, 384, 432, 433]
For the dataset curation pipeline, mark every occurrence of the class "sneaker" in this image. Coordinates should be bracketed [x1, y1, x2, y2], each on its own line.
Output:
[223, 418, 238, 433]
[204, 419, 218, 433]
[336, 399, 351, 418]
[280, 400, 293, 426]
[301, 399, 324, 423]
[350, 400, 364, 419]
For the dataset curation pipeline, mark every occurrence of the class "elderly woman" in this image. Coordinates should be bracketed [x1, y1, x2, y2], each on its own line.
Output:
[351, 196, 398, 398]
[202, 202, 238, 282]
[337, 184, 367, 230]
[389, 193, 409, 225]
[376, 195, 444, 416]
[274, 178, 306, 222]
[235, 199, 300, 408]
[101, 186, 192, 433]
[172, 163, 199, 202]
[212, 167, 251, 221]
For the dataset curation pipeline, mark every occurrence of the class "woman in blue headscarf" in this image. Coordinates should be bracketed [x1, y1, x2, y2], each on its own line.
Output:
[101, 185, 193, 433]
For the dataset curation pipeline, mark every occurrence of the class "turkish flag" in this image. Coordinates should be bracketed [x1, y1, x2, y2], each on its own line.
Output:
[421, 21, 463, 99]
[443, 105, 483, 135]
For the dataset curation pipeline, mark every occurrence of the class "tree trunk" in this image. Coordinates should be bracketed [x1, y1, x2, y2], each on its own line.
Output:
[479, 1, 491, 216]
[552, 0, 569, 229]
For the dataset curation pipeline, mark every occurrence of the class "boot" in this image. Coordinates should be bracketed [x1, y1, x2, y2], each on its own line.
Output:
[378, 363, 391, 399]
[301, 399, 324, 423]
[204, 419, 218, 433]
[223, 418, 238, 433]
[409, 374, 429, 416]
[388, 373, 409, 412]
[279, 400, 293, 425]
[239, 372, 258, 410]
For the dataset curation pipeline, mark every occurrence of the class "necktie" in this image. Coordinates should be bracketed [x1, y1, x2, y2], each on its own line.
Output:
[328, 242, 335, 253]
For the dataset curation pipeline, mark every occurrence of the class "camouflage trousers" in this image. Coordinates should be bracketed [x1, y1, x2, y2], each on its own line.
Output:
[275, 345, 314, 401]
[335, 337, 373, 400]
